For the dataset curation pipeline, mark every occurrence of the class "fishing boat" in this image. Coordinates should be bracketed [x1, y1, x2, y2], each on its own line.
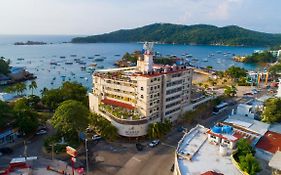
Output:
[95, 58, 104, 62]
[17, 58, 24, 61]
[80, 66, 86, 71]
[50, 61, 58, 65]
[203, 58, 208, 62]
[88, 56, 94, 59]
[60, 56, 66, 59]
[70, 54, 77, 57]
[89, 63, 97, 67]
[94, 54, 100, 56]
[114, 54, 120, 56]
[65, 61, 73, 65]
[97, 65, 104, 69]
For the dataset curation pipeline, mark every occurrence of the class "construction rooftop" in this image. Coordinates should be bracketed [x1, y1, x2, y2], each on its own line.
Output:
[176, 125, 241, 175]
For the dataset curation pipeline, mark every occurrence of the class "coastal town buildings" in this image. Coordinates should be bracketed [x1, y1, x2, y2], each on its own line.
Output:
[174, 125, 242, 175]
[89, 42, 193, 137]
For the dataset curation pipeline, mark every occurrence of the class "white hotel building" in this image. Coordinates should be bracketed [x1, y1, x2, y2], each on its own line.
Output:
[89, 43, 193, 137]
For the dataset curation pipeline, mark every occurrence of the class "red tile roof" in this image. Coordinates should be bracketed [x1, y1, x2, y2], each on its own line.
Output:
[201, 171, 224, 175]
[206, 129, 239, 142]
[101, 98, 135, 110]
[256, 131, 281, 153]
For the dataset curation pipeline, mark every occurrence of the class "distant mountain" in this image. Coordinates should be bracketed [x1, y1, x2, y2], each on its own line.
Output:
[71, 23, 281, 46]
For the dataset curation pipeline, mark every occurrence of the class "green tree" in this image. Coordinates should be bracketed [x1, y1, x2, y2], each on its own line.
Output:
[13, 98, 31, 112]
[13, 82, 27, 96]
[13, 98, 39, 135]
[0, 100, 14, 128]
[262, 97, 281, 123]
[42, 89, 63, 110]
[237, 139, 255, 156]
[147, 120, 172, 139]
[147, 123, 161, 139]
[206, 65, 213, 70]
[236, 139, 260, 175]
[28, 80, 37, 95]
[60, 81, 88, 105]
[89, 113, 118, 141]
[42, 81, 88, 110]
[0, 58, 10, 75]
[51, 100, 89, 136]
[15, 110, 39, 135]
[224, 85, 237, 97]
[238, 153, 261, 175]
[225, 66, 247, 80]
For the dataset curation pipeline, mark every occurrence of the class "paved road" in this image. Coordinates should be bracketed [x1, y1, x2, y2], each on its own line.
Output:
[114, 97, 248, 175]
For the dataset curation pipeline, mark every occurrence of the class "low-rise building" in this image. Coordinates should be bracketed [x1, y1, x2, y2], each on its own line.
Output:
[174, 125, 241, 175]
[89, 42, 193, 137]
[268, 151, 281, 175]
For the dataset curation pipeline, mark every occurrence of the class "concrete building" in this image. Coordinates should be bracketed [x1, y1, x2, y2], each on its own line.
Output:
[269, 151, 281, 175]
[174, 125, 242, 175]
[89, 42, 193, 137]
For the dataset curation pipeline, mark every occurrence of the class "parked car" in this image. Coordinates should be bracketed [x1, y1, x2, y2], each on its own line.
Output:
[136, 143, 144, 151]
[243, 92, 253, 97]
[0, 147, 13, 155]
[177, 126, 185, 132]
[92, 134, 102, 141]
[36, 129, 48, 135]
[148, 140, 160, 147]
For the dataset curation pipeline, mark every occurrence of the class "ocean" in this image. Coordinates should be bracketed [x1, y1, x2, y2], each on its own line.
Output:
[0, 35, 265, 95]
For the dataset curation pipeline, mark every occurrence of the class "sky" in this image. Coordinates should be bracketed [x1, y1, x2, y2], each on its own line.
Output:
[0, 0, 280, 35]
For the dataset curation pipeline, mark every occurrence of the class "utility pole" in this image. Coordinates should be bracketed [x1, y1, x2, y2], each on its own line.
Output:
[51, 144, 54, 160]
[85, 138, 89, 174]
[24, 140, 27, 160]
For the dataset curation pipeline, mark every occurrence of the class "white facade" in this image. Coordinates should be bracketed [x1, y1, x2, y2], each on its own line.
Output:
[276, 78, 281, 98]
[89, 43, 193, 137]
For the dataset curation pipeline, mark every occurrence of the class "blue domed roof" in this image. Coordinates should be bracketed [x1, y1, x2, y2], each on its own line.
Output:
[222, 125, 233, 134]
[211, 126, 222, 133]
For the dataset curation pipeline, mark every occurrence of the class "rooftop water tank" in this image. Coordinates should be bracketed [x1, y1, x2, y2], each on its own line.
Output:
[211, 126, 222, 133]
[222, 125, 233, 134]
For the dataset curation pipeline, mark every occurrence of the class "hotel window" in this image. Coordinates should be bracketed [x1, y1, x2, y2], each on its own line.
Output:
[151, 87, 153, 91]
[224, 140, 230, 144]
[141, 95, 144, 99]
[210, 135, 216, 139]
[141, 87, 144, 91]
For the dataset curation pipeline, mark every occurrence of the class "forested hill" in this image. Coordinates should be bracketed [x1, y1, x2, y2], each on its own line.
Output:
[71, 23, 281, 46]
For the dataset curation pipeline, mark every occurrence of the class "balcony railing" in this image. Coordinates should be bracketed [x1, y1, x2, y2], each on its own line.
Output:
[99, 107, 148, 125]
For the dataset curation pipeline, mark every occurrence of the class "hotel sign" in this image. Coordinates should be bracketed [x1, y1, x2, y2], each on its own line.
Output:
[124, 126, 140, 136]
[66, 146, 77, 157]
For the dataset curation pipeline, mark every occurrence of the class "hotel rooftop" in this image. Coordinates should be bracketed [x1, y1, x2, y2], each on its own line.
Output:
[175, 125, 241, 175]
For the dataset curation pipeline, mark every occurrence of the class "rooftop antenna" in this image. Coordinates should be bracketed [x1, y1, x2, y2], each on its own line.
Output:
[143, 42, 154, 55]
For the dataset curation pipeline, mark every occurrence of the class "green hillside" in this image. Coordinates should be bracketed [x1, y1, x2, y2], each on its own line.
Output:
[72, 23, 281, 46]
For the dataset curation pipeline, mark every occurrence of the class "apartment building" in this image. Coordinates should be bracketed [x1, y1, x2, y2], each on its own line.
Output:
[89, 42, 193, 137]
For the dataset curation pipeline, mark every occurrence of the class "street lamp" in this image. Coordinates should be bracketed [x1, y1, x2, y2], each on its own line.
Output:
[85, 138, 89, 174]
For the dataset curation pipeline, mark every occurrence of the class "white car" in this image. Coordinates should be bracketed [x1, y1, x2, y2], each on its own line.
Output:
[36, 129, 48, 135]
[92, 134, 102, 141]
[148, 140, 160, 147]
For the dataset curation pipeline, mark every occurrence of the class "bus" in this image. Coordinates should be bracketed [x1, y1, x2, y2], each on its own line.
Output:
[213, 102, 229, 115]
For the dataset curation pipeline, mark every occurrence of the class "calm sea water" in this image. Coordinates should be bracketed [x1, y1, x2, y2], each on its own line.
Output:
[0, 35, 265, 95]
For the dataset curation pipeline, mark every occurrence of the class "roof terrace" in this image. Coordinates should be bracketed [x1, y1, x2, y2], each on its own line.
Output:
[176, 125, 241, 175]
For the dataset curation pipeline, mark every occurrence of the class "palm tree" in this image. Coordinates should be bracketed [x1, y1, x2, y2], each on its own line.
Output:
[13, 83, 26, 96]
[28, 80, 37, 95]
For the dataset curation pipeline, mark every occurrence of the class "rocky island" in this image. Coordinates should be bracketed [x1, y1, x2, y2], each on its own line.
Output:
[14, 41, 47, 45]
